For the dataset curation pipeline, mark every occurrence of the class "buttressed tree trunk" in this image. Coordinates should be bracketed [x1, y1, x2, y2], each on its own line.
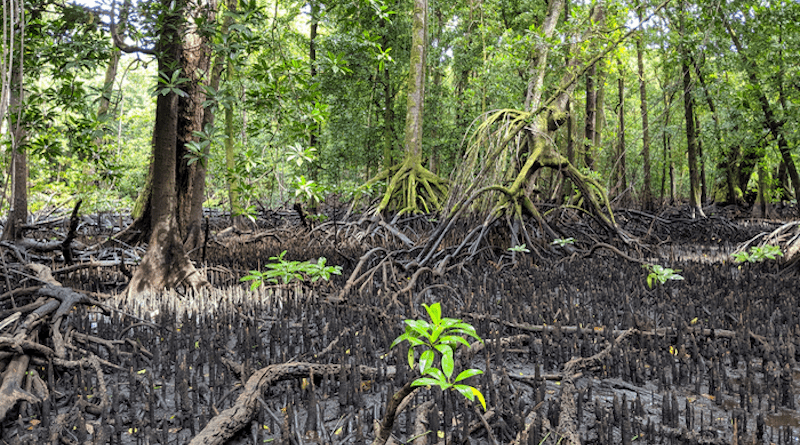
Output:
[126, 0, 208, 296]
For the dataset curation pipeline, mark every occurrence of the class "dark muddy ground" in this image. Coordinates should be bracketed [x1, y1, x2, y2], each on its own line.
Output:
[1, 205, 798, 444]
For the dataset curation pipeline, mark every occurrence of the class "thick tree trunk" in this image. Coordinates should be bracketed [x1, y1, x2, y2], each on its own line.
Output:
[126, 0, 208, 295]
[176, 0, 214, 253]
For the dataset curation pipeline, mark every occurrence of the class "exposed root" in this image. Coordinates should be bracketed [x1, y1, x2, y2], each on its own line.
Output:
[363, 157, 448, 215]
[190, 362, 379, 445]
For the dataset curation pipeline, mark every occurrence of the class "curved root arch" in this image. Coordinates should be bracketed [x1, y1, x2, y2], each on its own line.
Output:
[419, 108, 629, 270]
[360, 156, 448, 215]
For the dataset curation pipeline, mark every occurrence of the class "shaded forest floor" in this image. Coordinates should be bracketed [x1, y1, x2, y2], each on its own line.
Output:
[1, 204, 799, 444]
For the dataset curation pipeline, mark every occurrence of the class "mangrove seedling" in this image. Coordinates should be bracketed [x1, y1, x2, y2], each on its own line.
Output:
[643, 264, 684, 289]
[391, 302, 486, 410]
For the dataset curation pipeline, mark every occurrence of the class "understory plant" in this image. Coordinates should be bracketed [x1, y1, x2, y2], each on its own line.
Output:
[391, 302, 486, 410]
[731, 244, 783, 263]
[240, 250, 342, 290]
[643, 264, 684, 289]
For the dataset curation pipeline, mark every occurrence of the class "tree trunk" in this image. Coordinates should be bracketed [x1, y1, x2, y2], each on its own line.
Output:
[381, 31, 394, 172]
[635, 6, 652, 211]
[176, 0, 215, 253]
[2, 30, 26, 242]
[679, 2, 704, 218]
[308, 1, 320, 180]
[613, 58, 627, 204]
[584, 64, 597, 169]
[367, 0, 446, 215]
[223, 0, 241, 222]
[126, 0, 208, 295]
[404, 0, 427, 162]
[428, 5, 444, 175]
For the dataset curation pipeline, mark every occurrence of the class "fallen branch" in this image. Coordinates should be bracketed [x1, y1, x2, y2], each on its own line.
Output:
[190, 362, 379, 445]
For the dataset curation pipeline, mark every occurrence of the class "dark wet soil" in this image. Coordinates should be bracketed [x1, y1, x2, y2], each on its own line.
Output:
[2, 207, 799, 444]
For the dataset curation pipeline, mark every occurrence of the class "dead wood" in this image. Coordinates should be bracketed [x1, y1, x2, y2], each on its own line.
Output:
[190, 362, 380, 445]
[371, 381, 415, 445]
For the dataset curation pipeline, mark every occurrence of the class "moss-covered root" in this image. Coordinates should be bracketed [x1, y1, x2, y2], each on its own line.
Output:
[371, 157, 448, 215]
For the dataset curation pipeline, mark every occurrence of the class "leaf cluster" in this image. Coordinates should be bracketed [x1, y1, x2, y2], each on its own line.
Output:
[391, 303, 486, 410]
[643, 264, 684, 289]
[240, 251, 342, 290]
[731, 244, 783, 263]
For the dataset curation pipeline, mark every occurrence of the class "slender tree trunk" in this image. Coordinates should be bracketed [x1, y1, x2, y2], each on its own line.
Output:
[381, 31, 394, 171]
[2, 17, 26, 242]
[614, 59, 627, 203]
[308, 1, 320, 180]
[584, 65, 597, 169]
[566, 100, 574, 166]
[428, 5, 444, 175]
[679, 2, 704, 218]
[635, 8, 652, 211]
[695, 109, 706, 204]
[403, 0, 427, 162]
[661, 88, 676, 205]
[595, 58, 606, 153]
[222, 0, 240, 221]
[694, 58, 741, 205]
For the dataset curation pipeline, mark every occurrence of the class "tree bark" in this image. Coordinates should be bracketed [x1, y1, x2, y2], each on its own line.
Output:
[176, 0, 215, 253]
[614, 58, 627, 204]
[2, 27, 26, 242]
[635, 5, 652, 211]
[125, 0, 208, 295]
[678, 2, 704, 218]
[404, 0, 427, 162]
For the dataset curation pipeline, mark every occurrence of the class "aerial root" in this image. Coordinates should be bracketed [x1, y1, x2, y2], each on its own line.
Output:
[363, 158, 448, 215]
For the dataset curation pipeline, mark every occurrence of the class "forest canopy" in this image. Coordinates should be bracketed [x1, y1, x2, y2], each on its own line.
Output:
[1, 0, 798, 237]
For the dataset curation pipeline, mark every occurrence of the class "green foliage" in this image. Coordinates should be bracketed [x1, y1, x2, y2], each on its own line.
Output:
[731, 244, 784, 263]
[643, 264, 684, 289]
[508, 244, 530, 253]
[152, 68, 190, 98]
[551, 238, 576, 247]
[185, 124, 217, 167]
[292, 176, 327, 207]
[240, 251, 342, 290]
[391, 303, 486, 410]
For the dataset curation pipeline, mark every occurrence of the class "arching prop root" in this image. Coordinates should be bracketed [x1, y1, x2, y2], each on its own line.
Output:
[733, 220, 800, 270]
[415, 105, 631, 272]
[0, 264, 116, 435]
[360, 157, 448, 215]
